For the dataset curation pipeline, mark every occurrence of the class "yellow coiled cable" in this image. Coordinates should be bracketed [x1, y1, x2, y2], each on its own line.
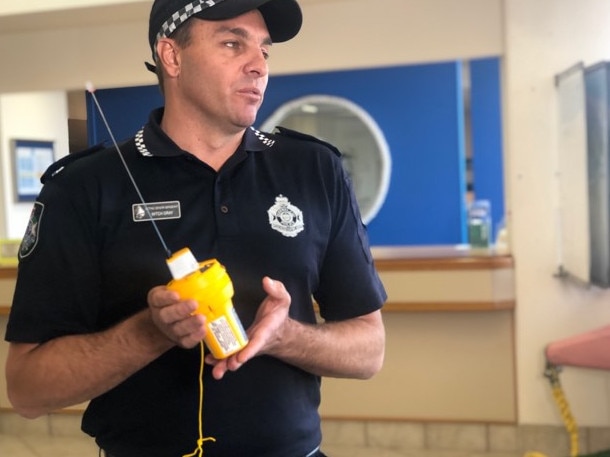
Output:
[524, 363, 578, 457]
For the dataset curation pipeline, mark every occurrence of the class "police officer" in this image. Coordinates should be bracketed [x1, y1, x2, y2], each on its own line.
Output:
[5, 1, 386, 456]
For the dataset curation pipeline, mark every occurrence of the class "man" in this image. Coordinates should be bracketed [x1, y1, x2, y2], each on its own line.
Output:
[5, 0, 386, 456]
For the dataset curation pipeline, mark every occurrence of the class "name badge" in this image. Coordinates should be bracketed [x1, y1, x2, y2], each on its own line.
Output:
[132, 201, 181, 221]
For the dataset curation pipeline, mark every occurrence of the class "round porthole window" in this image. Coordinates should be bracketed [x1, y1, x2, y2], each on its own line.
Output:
[260, 95, 391, 224]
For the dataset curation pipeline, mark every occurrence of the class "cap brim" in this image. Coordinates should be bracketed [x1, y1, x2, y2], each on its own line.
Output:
[194, 0, 302, 43]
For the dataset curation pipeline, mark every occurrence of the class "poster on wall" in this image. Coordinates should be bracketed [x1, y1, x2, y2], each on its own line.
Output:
[11, 139, 54, 202]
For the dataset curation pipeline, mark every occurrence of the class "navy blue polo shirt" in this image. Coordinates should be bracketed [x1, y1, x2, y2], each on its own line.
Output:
[6, 108, 386, 457]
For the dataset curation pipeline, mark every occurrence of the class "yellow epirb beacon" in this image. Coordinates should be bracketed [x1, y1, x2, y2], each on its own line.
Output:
[166, 248, 249, 359]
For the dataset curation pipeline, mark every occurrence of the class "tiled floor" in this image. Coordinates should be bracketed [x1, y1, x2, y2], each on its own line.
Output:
[4, 412, 606, 457]
[0, 433, 526, 457]
[323, 443, 523, 457]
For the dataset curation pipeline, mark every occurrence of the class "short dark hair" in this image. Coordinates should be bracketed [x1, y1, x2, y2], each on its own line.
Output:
[154, 18, 196, 95]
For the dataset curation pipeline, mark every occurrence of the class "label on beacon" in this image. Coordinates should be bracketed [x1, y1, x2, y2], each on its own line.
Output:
[209, 316, 242, 356]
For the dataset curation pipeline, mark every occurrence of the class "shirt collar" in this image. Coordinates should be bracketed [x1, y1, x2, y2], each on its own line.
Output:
[134, 107, 275, 158]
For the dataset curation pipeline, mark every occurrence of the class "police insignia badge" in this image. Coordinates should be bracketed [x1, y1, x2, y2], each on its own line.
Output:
[267, 195, 304, 238]
[19, 202, 44, 259]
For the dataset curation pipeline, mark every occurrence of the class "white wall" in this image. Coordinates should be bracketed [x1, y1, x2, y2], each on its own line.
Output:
[0, 92, 69, 238]
[3, 0, 610, 428]
[504, 0, 610, 426]
[0, 0, 503, 93]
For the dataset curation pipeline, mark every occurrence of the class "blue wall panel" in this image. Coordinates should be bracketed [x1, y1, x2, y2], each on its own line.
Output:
[470, 57, 505, 239]
[86, 85, 163, 145]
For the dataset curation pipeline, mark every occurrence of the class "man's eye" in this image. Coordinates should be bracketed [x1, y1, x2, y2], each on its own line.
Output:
[262, 50, 270, 60]
[225, 41, 239, 49]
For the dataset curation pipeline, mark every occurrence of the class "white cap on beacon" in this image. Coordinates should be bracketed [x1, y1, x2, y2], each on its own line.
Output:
[166, 248, 199, 280]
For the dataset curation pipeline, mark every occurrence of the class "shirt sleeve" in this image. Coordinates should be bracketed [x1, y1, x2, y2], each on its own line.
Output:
[313, 154, 387, 321]
[5, 176, 102, 343]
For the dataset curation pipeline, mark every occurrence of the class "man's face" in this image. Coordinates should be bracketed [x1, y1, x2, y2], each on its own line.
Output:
[168, 9, 272, 132]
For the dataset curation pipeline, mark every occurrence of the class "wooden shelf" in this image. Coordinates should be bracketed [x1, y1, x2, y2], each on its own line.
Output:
[372, 245, 513, 271]
[0, 267, 17, 279]
[383, 300, 514, 312]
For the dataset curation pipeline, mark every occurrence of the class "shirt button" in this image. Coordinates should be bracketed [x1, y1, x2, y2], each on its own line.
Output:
[220, 205, 229, 214]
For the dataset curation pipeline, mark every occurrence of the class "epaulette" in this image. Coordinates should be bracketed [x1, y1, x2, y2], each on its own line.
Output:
[274, 126, 341, 157]
[41, 143, 107, 184]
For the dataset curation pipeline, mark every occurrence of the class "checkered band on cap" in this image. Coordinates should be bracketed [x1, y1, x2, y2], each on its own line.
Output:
[154, 0, 227, 58]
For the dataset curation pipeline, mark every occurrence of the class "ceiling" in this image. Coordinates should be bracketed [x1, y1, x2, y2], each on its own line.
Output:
[0, 0, 337, 35]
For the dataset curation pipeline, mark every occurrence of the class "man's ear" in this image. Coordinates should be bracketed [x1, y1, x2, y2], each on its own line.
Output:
[156, 38, 181, 78]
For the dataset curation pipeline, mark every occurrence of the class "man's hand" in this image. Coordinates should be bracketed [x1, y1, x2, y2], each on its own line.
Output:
[147, 286, 207, 349]
[205, 276, 291, 379]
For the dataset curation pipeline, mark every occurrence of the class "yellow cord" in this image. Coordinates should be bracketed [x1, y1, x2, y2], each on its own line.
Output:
[183, 341, 216, 457]
[551, 383, 579, 457]
[524, 364, 579, 457]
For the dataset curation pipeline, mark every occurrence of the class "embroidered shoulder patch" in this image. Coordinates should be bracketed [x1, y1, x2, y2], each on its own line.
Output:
[19, 202, 44, 259]
[267, 195, 304, 238]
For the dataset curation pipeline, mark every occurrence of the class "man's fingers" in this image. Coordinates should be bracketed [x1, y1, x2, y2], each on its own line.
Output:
[158, 299, 198, 324]
[148, 286, 179, 308]
[262, 276, 285, 298]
